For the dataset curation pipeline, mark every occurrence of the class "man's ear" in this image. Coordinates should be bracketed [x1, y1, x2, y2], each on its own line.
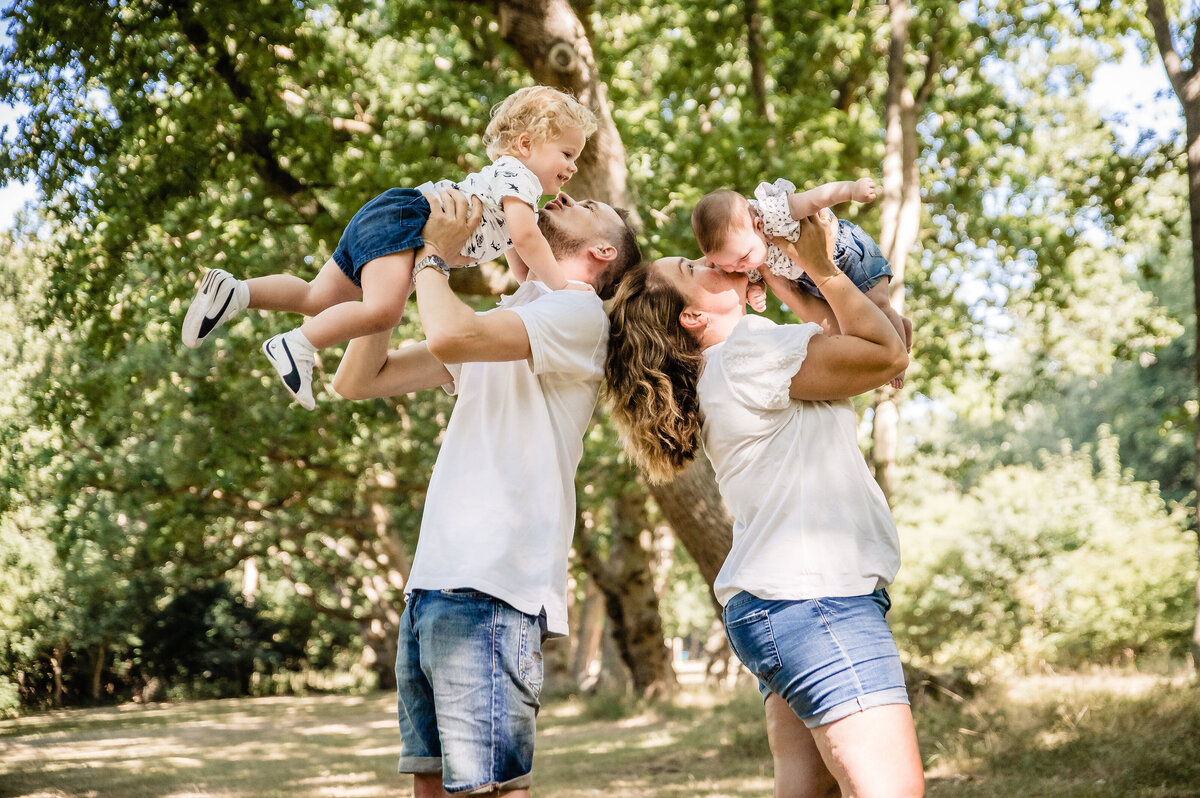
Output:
[587, 243, 618, 264]
[679, 308, 706, 332]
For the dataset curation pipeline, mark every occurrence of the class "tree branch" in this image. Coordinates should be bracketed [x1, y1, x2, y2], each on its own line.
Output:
[1147, 0, 1189, 100]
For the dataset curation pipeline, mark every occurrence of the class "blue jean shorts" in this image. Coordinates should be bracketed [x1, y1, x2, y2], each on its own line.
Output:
[396, 588, 545, 794]
[723, 589, 909, 728]
[332, 188, 431, 287]
[794, 219, 892, 298]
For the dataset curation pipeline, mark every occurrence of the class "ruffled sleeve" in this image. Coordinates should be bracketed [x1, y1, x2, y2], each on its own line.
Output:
[753, 178, 801, 242]
[719, 315, 824, 410]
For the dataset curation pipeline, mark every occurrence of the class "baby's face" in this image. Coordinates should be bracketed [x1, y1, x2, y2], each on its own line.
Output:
[705, 214, 768, 274]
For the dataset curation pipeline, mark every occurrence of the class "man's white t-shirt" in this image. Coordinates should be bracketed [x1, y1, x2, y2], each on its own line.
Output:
[699, 314, 901, 607]
[406, 281, 607, 636]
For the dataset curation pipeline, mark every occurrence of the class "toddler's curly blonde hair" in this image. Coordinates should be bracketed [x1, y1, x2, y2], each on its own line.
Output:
[484, 86, 598, 160]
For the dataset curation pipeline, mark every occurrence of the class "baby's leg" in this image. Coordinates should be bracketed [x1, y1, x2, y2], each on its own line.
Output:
[247, 259, 362, 316]
[864, 280, 910, 388]
[298, 252, 415, 349]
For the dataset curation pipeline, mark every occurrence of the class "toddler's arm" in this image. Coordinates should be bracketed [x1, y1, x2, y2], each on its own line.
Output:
[503, 197, 567, 290]
[506, 244, 531, 284]
[788, 177, 877, 219]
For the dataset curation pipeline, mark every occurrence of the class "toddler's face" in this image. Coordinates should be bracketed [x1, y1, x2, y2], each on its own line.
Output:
[522, 127, 586, 196]
[705, 214, 768, 274]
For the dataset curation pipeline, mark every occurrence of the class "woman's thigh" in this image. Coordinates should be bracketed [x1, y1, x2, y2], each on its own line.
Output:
[764, 693, 838, 798]
[809, 703, 924, 798]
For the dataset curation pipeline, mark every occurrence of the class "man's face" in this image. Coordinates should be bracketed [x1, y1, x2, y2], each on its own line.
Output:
[537, 193, 621, 258]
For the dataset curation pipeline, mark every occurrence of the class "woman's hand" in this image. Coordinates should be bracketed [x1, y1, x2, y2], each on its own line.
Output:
[769, 212, 838, 282]
[419, 189, 483, 268]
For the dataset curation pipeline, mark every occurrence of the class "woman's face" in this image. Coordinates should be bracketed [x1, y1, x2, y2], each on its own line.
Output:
[650, 255, 748, 327]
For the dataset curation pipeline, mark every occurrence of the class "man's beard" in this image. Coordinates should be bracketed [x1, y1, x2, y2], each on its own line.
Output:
[538, 211, 588, 259]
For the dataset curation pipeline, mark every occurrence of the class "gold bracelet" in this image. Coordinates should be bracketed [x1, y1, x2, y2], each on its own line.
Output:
[816, 269, 844, 289]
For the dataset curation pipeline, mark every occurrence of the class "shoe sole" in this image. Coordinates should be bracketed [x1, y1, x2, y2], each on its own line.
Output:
[182, 270, 237, 349]
[262, 336, 316, 410]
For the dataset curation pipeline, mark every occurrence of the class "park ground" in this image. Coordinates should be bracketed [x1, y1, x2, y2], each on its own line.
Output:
[1, 668, 1197, 797]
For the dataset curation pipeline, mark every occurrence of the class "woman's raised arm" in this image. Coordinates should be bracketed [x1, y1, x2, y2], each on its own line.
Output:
[764, 214, 907, 401]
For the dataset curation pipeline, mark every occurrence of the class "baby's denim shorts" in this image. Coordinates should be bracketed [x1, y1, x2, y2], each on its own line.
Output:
[395, 588, 545, 793]
[795, 219, 893, 298]
[331, 188, 431, 287]
[723, 589, 910, 728]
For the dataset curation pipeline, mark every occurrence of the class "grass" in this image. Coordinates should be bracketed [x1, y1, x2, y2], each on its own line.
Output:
[0, 668, 1196, 797]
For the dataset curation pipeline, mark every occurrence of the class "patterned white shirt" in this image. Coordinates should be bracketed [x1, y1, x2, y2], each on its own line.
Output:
[746, 177, 832, 282]
[417, 155, 544, 264]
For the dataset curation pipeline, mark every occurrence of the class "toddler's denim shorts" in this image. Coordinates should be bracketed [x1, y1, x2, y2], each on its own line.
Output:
[794, 219, 893, 298]
[723, 589, 909, 728]
[332, 188, 431, 287]
[395, 588, 545, 794]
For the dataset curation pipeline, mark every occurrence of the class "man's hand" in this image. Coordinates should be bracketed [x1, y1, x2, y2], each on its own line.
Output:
[419, 189, 483, 268]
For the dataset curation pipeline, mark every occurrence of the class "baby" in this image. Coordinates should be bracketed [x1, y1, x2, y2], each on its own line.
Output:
[182, 86, 597, 408]
[692, 177, 909, 388]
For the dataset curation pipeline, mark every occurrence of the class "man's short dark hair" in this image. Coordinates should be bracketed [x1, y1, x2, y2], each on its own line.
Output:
[594, 208, 641, 300]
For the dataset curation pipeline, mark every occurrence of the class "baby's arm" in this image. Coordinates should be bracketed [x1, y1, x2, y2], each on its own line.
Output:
[788, 178, 877, 219]
[503, 197, 567, 290]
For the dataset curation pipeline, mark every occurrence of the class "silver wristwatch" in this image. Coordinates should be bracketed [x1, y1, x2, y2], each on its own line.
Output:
[413, 253, 450, 279]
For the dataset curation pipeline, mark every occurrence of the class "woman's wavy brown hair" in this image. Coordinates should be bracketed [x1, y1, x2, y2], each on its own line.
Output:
[604, 261, 705, 483]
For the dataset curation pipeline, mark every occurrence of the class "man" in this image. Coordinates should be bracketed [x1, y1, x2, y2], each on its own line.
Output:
[333, 190, 640, 797]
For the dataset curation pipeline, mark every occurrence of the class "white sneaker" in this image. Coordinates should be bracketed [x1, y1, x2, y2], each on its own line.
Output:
[262, 330, 316, 410]
[182, 269, 249, 349]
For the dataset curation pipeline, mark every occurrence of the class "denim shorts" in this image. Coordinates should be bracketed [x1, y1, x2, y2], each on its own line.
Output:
[396, 588, 545, 794]
[332, 188, 431, 287]
[723, 589, 909, 728]
[794, 219, 893, 298]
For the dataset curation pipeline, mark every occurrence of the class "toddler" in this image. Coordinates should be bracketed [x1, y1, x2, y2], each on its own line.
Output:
[692, 177, 909, 388]
[182, 86, 597, 408]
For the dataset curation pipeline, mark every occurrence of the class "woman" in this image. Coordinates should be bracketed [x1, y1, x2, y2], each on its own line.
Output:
[605, 211, 922, 798]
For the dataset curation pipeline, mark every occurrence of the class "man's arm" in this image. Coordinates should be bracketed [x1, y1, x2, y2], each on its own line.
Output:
[413, 190, 536, 365]
[333, 331, 453, 399]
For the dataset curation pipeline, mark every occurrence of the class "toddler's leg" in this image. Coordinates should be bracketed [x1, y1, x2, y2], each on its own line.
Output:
[262, 253, 415, 410]
[246, 258, 362, 316]
[864, 280, 909, 389]
[297, 252, 415, 349]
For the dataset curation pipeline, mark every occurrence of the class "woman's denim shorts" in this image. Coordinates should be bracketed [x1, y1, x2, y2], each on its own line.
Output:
[332, 187, 431, 287]
[723, 589, 909, 728]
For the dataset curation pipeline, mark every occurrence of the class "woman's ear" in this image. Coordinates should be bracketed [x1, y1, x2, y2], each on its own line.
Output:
[679, 308, 707, 333]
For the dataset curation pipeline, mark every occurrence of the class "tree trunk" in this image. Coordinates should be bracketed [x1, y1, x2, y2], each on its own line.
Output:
[50, 648, 65, 707]
[1146, 0, 1200, 666]
[647, 452, 734, 590]
[873, 0, 922, 503]
[91, 643, 105, 701]
[576, 491, 676, 698]
[571, 577, 608, 687]
[497, 2, 736, 616]
[497, 0, 632, 211]
[743, 0, 774, 122]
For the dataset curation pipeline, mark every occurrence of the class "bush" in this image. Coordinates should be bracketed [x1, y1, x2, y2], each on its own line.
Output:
[891, 431, 1197, 670]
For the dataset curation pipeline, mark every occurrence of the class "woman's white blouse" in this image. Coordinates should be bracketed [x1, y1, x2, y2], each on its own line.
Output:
[699, 314, 901, 606]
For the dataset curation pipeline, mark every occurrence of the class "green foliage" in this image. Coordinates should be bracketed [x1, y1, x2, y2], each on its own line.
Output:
[0, 0, 1192, 711]
[892, 433, 1197, 670]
